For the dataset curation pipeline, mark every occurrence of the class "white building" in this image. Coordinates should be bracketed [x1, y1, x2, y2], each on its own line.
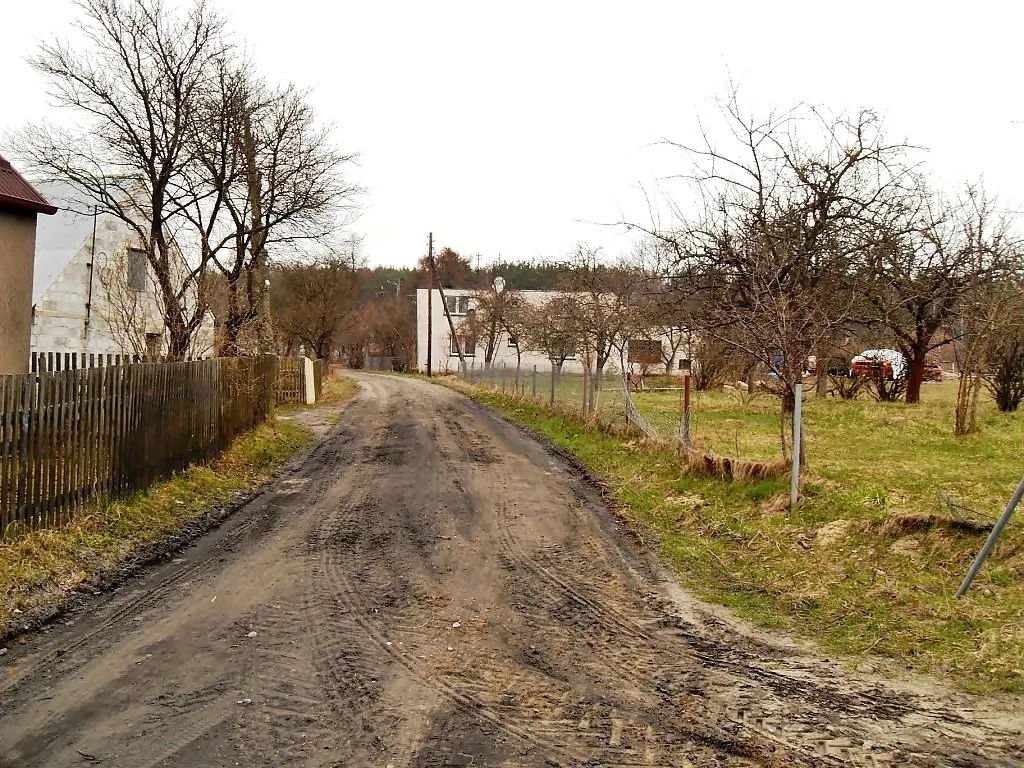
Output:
[30, 184, 213, 359]
[415, 288, 689, 375]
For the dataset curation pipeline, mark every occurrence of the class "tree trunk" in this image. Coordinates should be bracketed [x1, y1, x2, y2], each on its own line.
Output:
[815, 351, 828, 397]
[781, 385, 795, 414]
[221, 273, 246, 356]
[905, 349, 926, 404]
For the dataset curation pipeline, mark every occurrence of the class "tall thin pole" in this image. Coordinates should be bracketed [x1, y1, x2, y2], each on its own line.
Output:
[790, 382, 803, 509]
[426, 233, 433, 377]
[429, 249, 468, 376]
[957, 475, 1024, 597]
[681, 370, 692, 452]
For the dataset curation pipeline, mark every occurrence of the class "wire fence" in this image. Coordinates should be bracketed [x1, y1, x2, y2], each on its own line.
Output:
[459, 362, 796, 481]
[460, 361, 677, 442]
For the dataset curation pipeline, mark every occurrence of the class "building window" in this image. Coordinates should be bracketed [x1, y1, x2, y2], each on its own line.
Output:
[444, 295, 473, 315]
[450, 335, 476, 357]
[627, 339, 663, 365]
[127, 248, 148, 292]
[145, 333, 162, 358]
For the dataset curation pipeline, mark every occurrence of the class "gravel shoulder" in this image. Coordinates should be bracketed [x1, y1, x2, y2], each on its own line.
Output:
[0, 372, 1020, 767]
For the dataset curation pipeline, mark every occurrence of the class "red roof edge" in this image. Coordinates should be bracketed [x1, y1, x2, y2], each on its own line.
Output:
[0, 155, 58, 215]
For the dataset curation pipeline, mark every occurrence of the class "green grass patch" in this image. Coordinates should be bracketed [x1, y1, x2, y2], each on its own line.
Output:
[0, 417, 315, 633]
[456, 381, 1024, 694]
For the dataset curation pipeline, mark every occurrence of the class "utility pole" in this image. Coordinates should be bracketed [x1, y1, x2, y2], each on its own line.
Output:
[429, 245, 468, 376]
[426, 233, 433, 377]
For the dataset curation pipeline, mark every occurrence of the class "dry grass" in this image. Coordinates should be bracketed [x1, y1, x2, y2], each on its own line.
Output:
[318, 373, 360, 406]
[461, 380, 1024, 694]
[684, 450, 790, 481]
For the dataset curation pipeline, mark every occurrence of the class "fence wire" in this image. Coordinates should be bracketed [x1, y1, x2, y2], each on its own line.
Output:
[459, 361, 681, 442]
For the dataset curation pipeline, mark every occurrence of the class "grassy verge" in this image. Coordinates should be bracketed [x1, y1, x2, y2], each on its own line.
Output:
[318, 374, 360, 423]
[453, 380, 1024, 695]
[0, 417, 315, 635]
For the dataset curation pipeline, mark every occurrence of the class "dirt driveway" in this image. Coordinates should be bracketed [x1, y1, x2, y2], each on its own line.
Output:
[0, 373, 1020, 767]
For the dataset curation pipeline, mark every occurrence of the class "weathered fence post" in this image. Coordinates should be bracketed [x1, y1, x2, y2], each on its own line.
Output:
[532, 365, 537, 398]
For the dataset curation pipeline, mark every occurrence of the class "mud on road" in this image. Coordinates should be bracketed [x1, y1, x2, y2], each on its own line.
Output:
[1, 373, 1021, 767]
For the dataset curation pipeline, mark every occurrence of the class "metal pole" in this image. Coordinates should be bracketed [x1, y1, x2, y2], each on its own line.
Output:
[956, 474, 1024, 597]
[682, 372, 692, 452]
[426, 233, 433, 377]
[582, 360, 589, 415]
[790, 382, 803, 509]
[532, 365, 537, 398]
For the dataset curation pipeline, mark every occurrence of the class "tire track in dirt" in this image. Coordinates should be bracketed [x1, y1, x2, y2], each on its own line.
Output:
[467, 400, 1019, 767]
[301, 396, 581, 765]
[430, 416, 767, 767]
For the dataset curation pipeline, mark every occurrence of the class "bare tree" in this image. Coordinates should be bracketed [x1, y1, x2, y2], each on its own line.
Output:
[13, 0, 226, 359]
[985, 321, 1024, 413]
[471, 288, 510, 368]
[629, 92, 916, 464]
[271, 251, 361, 359]
[858, 184, 1011, 404]
[352, 294, 416, 369]
[497, 291, 531, 387]
[93, 247, 158, 356]
[689, 333, 736, 391]
[185, 59, 360, 356]
[522, 293, 580, 375]
[558, 245, 642, 413]
[953, 267, 1023, 434]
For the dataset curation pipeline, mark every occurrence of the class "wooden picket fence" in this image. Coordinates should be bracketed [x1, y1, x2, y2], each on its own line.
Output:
[276, 357, 304, 404]
[274, 357, 325, 405]
[0, 356, 276, 536]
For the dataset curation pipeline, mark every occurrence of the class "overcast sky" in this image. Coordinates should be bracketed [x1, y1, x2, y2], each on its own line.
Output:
[2, 1, 1021, 268]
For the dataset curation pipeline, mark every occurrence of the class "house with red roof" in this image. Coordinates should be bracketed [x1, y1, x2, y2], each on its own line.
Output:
[0, 155, 57, 374]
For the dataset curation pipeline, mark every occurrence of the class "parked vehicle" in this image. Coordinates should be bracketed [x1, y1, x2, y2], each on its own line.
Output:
[923, 361, 943, 382]
[851, 349, 907, 380]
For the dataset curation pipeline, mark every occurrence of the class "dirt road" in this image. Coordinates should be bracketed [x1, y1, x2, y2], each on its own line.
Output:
[1, 373, 1020, 767]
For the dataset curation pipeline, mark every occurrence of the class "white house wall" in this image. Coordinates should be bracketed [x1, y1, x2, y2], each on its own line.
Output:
[31, 213, 146, 355]
[31, 201, 215, 359]
[415, 288, 689, 375]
